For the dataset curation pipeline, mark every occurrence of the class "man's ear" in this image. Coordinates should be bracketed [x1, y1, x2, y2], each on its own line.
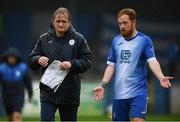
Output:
[132, 19, 136, 27]
[132, 19, 136, 25]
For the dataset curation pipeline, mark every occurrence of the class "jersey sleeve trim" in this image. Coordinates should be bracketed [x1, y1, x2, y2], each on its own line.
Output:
[147, 57, 156, 62]
[107, 61, 115, 66]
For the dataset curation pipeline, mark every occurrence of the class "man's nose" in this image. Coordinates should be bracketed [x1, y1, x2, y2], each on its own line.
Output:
[120, 24, 125, 29]
[120, 26, 124, 30]
[59, 22, 63, 26]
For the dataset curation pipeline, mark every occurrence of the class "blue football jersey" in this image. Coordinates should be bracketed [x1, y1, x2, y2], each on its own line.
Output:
[107, 32, 156, 99]
[0, 62, 27, 82]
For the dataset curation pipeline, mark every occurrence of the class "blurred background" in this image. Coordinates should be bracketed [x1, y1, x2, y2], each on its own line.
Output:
[0, 0, 180, 121]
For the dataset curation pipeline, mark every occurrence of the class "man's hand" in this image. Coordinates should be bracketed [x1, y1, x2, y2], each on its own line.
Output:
[38, 56, 49, 67]
[60, 61, 72, 70]
[93, 86, 104, 101]
[160, 76, 174, 88]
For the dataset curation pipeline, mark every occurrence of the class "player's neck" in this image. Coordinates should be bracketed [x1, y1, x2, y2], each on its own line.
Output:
[131, 30, 137, 38]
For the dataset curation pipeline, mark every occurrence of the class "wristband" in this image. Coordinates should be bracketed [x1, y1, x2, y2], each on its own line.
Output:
[99, 81, 107, 88]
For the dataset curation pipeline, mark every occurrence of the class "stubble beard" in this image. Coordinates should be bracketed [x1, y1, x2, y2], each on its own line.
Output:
[121, 28, 134, 39]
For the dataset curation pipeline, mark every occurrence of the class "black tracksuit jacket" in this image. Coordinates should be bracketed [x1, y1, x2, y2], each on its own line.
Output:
[28, 26, 91, 105]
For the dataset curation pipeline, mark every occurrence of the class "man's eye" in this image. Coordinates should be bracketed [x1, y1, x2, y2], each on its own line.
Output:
[56, 20, 61, 23]
[123, 22, 128, 25]
[62, 20, 67, 23]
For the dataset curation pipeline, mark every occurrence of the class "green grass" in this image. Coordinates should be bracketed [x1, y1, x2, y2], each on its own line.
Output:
[146, 114, 180, 121]
[78, 114, 180, 121]
[0, 114, 180, 121]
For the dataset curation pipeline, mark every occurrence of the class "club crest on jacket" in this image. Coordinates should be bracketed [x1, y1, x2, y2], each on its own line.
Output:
[69, 39, 75, 46]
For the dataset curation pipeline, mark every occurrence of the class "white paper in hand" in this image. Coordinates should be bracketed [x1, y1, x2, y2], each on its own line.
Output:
[40, 60, 69, 92]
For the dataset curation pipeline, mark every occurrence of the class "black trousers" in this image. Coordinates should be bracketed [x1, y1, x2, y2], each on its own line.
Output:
[41, 101, 78, 122]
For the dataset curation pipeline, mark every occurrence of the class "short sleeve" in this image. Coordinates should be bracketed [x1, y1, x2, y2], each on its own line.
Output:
[107, 40, 116, 66]
[144, 37, 156, 62]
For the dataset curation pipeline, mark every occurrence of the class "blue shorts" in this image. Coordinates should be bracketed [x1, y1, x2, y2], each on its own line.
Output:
[3, 95, 24, 115]
[112, 95, 148, 121]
